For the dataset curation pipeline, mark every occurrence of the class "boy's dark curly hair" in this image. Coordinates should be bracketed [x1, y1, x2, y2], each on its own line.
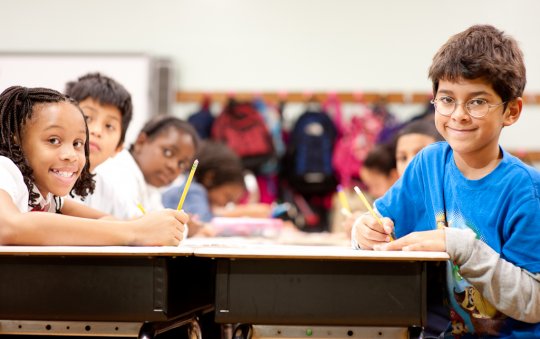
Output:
[429, 24, 526, 103]
[0, 86, 95, 209]
[65, 72, 133, 147]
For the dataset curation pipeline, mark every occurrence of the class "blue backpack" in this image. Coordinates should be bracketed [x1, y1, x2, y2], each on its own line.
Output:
[282, 110, 338, 195]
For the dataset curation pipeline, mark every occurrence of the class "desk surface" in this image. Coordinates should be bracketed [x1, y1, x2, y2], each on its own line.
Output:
[194, 244, 449, 261]
[0, 242, 449, 261]
[0, 245, 194, 256]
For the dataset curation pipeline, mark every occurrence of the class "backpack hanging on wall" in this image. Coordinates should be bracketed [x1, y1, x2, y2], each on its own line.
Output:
[282, 108, 338, 195]
[211, 99, 275, 173]
[188, 96, 214, 139]
[332, 109, 384, 187]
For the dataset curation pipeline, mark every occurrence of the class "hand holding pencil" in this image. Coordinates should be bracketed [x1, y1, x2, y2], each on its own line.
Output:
[352, 186, 395, 249]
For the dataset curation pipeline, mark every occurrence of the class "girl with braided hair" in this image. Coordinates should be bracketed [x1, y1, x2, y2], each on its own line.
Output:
[0, 86, 188, 246]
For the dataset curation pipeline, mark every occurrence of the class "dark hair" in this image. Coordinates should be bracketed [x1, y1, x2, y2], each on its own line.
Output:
[0, 86, 95, 209]
[129, 114, 200, 151]
[65, 72, 133, 147]
[396, 119, 444, 142]
[429, 24, 526, 103]
[194, 141, 245, 190]
[363, 143, 396, 176]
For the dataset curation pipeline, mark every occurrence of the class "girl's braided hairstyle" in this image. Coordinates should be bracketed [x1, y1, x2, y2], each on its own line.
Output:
[0, 86, 95, 209]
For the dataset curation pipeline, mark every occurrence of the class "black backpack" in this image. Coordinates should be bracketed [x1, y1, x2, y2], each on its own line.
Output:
[282, 110, 338, 195]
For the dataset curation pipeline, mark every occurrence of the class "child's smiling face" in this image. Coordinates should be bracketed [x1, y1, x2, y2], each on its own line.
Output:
[20, 101, 87, 198]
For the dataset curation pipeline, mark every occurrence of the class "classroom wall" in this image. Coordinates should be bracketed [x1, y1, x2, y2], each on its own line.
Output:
[1, 0, 539, 149]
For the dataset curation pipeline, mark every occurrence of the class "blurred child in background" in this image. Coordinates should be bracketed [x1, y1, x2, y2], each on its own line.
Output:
[394, 118, 443, 176]
[162, 141, 273, 236]
[359, 142, 398, 199]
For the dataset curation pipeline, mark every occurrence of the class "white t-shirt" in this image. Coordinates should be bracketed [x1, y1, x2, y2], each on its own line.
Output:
[0, 156, 62, 212]
[92, 149, 163, 219]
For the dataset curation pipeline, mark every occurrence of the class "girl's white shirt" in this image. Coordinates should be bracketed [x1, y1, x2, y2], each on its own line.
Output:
[0, 156, 61, 212]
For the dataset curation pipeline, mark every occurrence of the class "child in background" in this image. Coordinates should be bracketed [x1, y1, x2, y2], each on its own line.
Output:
[394, 119, 443, 177]
[96, 115, 199, 219]
[0, 86, 187, 245]
[353, 25, 540, 336]
[65, 72, 134, 213]
[359, 143, 398, 199]
[65, 72, 132, 172]
[163, 141, 273, 235]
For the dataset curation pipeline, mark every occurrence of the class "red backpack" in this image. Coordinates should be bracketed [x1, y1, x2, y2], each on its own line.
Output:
[211, 100, 275, 173]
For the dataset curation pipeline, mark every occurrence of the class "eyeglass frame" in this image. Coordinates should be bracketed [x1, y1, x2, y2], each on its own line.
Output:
[430, 97, 507, 118]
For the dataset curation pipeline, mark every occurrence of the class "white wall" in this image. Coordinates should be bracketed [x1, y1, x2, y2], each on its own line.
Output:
[1, 0, 539, 149]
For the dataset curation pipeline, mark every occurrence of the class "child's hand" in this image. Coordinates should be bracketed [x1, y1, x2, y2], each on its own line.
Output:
[130, 209, 189, 246]
[353, 212, 394, 249]
[342, 210, 363, 239]
[373, 229, 446, 252]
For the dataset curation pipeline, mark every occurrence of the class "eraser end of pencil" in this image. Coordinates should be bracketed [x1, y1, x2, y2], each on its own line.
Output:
[353, 186, 362, 195]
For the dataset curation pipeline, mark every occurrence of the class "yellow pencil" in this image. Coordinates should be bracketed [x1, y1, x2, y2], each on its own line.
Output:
[177, 159, 199, 210]
[353, 186, 393, 241]
[336, 185, 351, 216]
[137, 203, 146, 215]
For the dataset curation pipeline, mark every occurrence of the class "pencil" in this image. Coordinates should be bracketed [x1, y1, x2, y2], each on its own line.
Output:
[177, 159, 199, 211]
[353, 186, 394, 241]
[336, 185, 351, 216]
[137, 203, 146, 215]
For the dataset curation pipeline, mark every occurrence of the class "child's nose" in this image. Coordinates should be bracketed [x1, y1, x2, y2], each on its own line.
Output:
[60, 145, 78, 161]
[90, 123, 102, 137]
[451, 102, 471, 120]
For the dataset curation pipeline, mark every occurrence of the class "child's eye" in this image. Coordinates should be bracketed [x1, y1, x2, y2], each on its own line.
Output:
[74, 140, 85, 149]
[84, 115, 92, 123]
[467, 98, 487, 107]
[48, 137, 61, 145]
[396, 155, 407, 162]
[439, 96, 455, 104]
[178, 160, 188, 171]
[163, 148, 173, 158]
[106, 123, 116, 131]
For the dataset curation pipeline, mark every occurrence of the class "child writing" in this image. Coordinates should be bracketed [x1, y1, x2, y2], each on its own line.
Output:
[0, 86, 187, 245]
[65, 72, 135, 214]
[96, 115, 200, 219]
[352, 25, 540, 336]
[162, 141, 277, 237]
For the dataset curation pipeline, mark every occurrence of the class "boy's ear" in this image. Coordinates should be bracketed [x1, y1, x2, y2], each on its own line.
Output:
[503, 97, 522, 127]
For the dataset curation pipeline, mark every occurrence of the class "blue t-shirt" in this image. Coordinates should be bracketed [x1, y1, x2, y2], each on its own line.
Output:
[376, 142, 540, 338]
[162, 180, 213, 222]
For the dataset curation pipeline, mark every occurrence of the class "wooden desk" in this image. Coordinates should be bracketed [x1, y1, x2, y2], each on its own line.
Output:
[0, 246, 215, 338]
[195, 244, 449, 338]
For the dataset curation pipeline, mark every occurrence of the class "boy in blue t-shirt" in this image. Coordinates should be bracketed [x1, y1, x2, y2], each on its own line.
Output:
[352, 25, 540, 337]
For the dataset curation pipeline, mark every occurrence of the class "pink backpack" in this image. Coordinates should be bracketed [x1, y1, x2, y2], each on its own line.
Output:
[332, 108, 383, 187]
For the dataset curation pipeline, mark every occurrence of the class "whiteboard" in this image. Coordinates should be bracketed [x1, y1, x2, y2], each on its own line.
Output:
[0, 53, 155, 145]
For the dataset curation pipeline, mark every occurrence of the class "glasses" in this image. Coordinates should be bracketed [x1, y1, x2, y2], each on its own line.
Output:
[431, 97, 506, 118]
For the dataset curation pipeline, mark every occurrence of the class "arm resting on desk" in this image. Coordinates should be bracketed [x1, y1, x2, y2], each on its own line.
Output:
[446, 228, 540, 323]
